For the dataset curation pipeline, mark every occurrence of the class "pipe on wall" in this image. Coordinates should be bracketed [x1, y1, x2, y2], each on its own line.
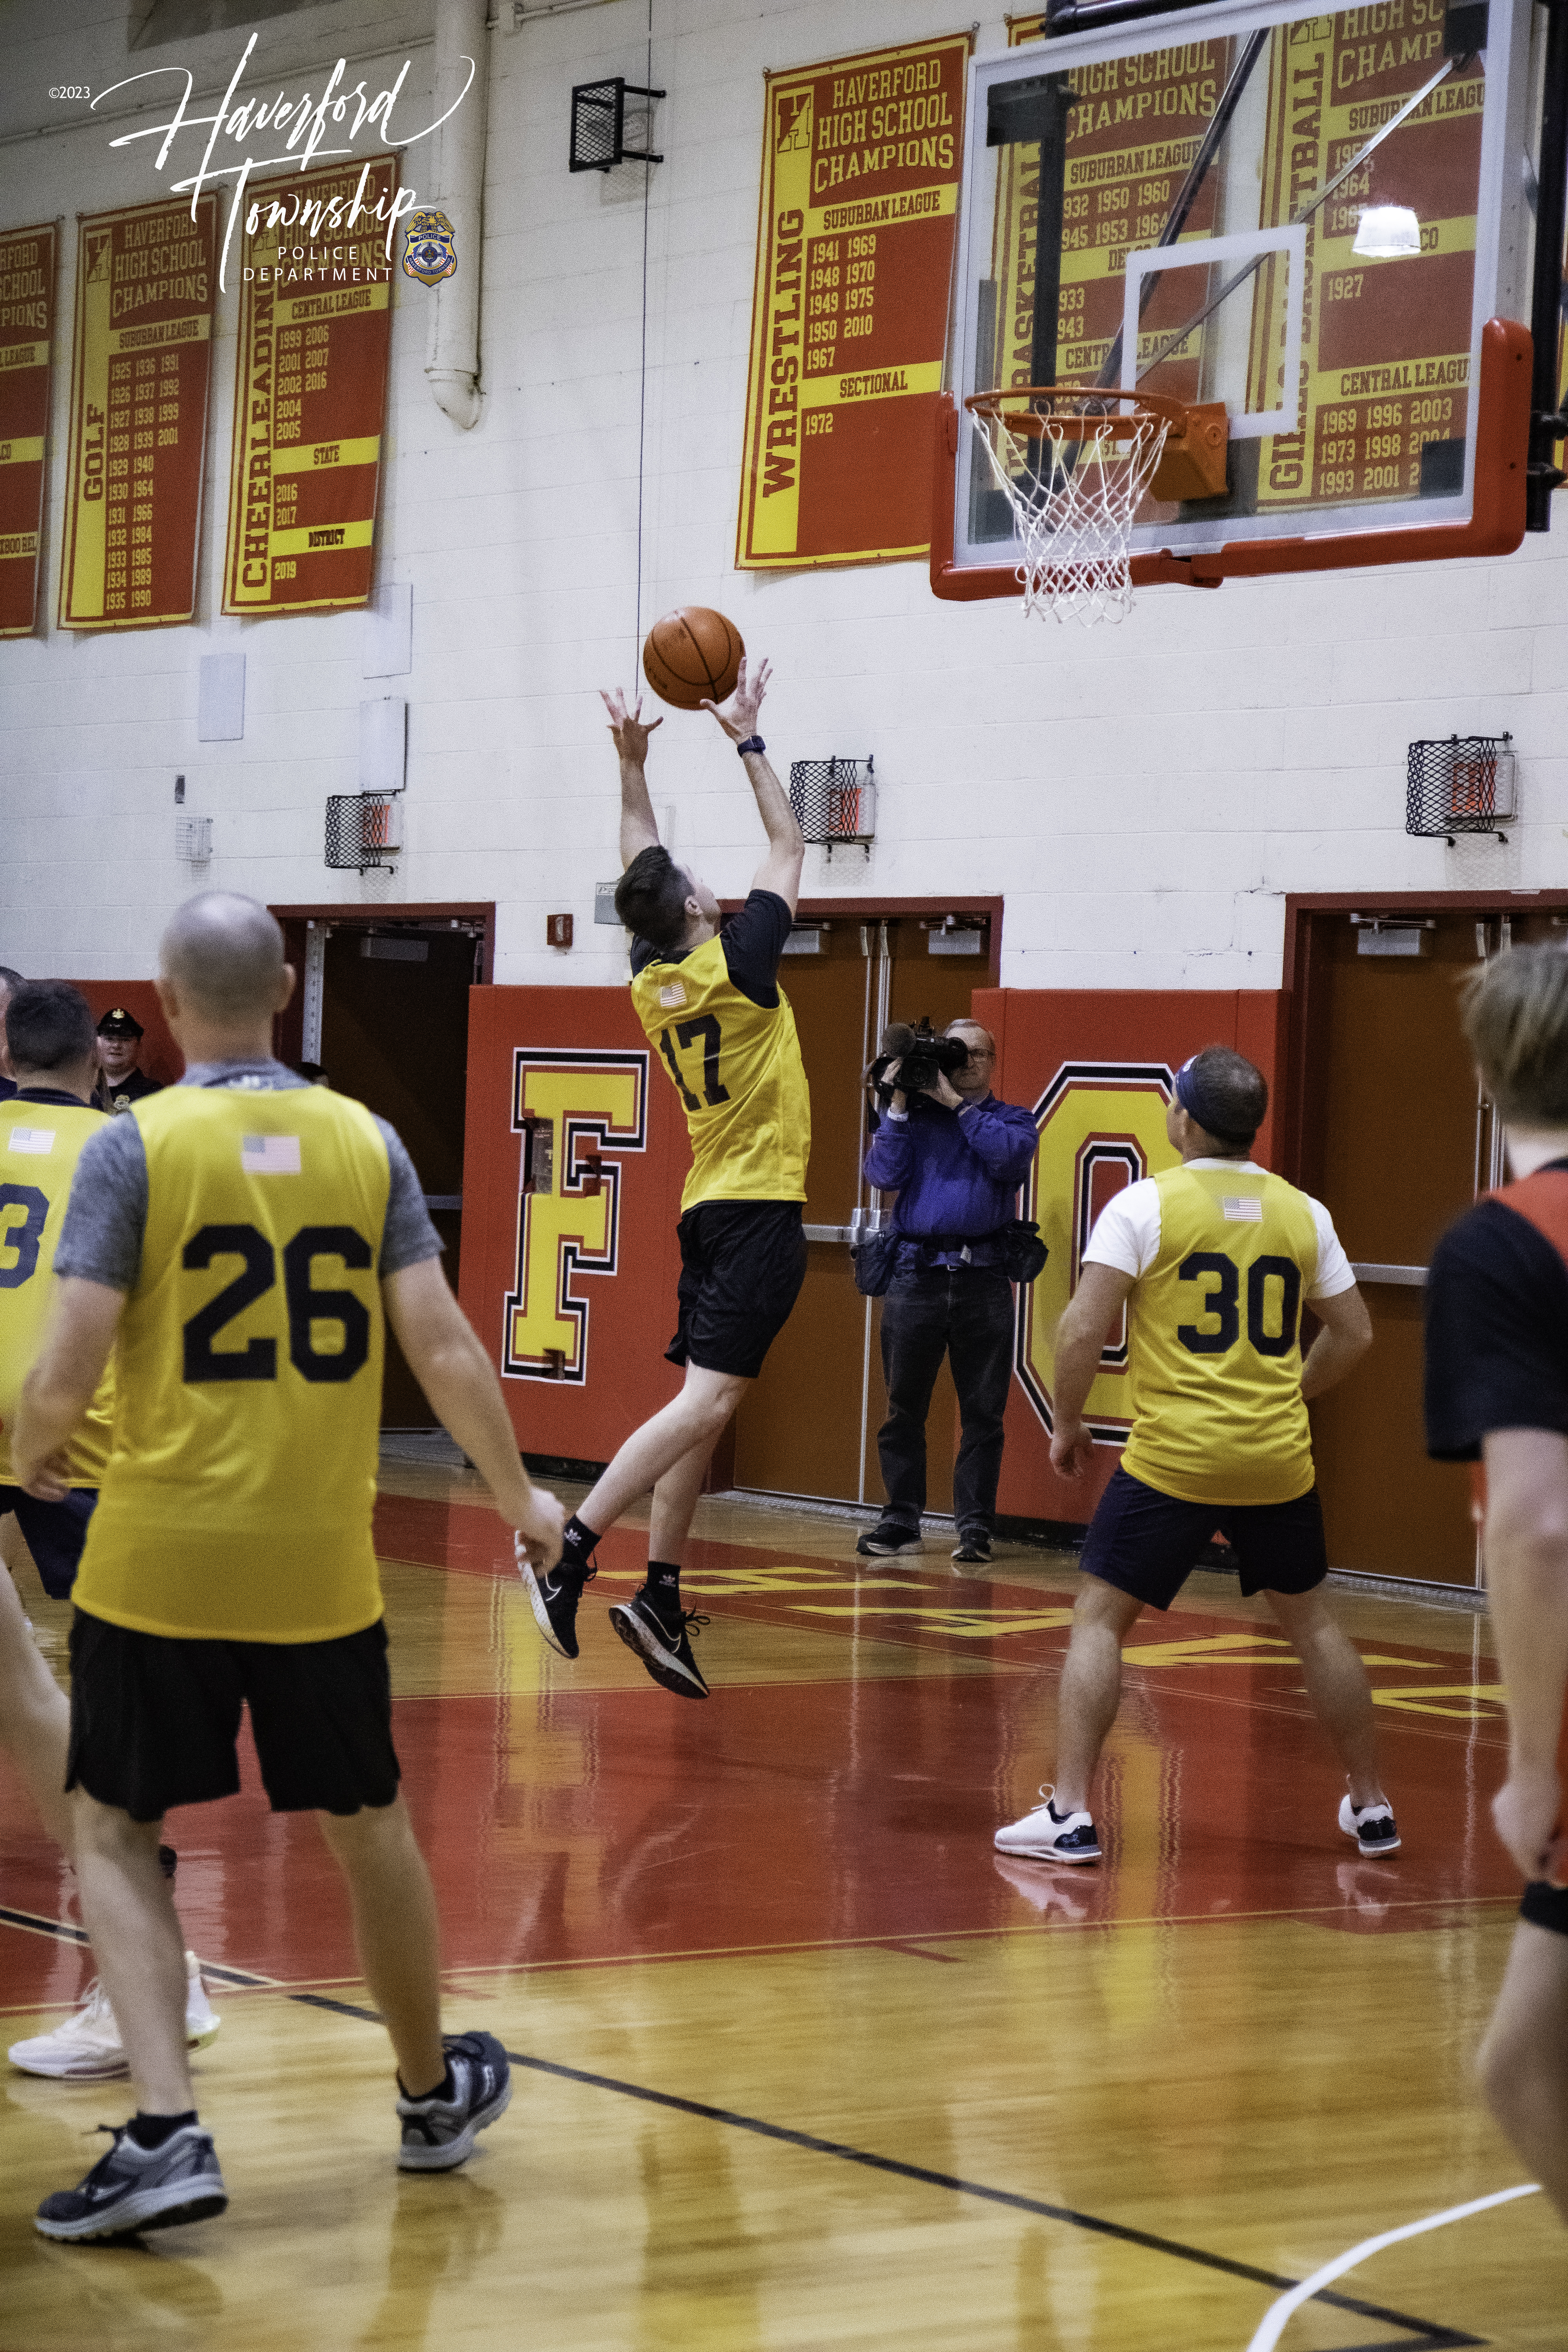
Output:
[426, 0, 490, 429]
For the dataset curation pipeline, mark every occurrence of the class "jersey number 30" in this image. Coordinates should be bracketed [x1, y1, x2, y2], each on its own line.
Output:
[183, 1222, 372, 1385]
[1177, 1251, 1301, 1358]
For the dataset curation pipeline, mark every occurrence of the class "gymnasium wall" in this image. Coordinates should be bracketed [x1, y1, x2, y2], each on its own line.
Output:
[4, 0, 1568, 995]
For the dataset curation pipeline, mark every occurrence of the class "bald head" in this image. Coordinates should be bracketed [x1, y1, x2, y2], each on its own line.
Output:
[160, 893, 288, 1024]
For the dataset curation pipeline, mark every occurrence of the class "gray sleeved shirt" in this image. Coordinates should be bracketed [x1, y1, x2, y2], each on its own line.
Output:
[54, 1058, 443, 1292]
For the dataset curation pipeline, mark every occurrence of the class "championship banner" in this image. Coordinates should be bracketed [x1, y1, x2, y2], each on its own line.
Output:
[59, 196, 216, 632]
[223, 156, 397, 618]
[737, 32, 971, 570]
[0, 222, 57, 641]
[1247, 22, 1483, 514]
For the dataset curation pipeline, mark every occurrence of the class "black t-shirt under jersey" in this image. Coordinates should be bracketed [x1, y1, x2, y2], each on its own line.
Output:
[1424, 1163, 1568, 1459]
[630, 889, 793, 1007]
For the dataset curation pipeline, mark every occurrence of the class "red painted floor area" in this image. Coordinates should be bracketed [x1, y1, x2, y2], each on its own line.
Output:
[0, 1501, 1522, 2011]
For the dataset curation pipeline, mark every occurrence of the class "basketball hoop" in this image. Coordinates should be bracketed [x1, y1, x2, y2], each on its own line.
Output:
[966, 386, 1183, 627]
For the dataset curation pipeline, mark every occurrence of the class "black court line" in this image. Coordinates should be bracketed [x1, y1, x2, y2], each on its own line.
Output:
[0, 1905, 272, 1988]
[289, 1992, 1482, 2349]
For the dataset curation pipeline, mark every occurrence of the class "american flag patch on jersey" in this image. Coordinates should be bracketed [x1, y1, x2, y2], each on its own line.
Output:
[1222, 1196, 1264, 1221]
[6, 1127, 54, 1155]
[242, 1135, 301, 1175]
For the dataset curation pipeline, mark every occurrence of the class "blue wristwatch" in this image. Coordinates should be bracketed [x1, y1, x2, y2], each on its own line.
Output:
[736, 735, 765, 757]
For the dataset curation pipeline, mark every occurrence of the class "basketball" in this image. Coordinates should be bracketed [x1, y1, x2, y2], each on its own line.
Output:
[641, 606, 744, 711]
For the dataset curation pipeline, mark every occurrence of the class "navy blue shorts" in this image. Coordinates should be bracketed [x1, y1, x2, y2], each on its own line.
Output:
[0, 1486, 97, 1601]
[1520, 1879, 1568, 1937]
[1080, 1465, 1328, 1612]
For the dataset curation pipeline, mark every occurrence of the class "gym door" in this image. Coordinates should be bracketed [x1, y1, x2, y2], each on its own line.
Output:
[730, 911, 995, 1509]
[1293, 903, 1568, 1584]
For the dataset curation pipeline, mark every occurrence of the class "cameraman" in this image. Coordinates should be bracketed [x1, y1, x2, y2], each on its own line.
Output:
[859, 1021, 1037, 1565]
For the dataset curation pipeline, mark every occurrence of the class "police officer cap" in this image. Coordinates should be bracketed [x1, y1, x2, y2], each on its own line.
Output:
[96, 1006, 144, 1039]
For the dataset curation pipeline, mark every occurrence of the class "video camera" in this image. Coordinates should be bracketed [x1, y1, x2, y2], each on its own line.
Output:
[867, 1018, 970, 1108]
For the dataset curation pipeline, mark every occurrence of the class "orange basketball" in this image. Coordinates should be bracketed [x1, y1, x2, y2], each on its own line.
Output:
[642, 606, 744, 711]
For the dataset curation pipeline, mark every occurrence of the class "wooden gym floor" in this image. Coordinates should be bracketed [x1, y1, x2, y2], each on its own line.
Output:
[1, 1465, 1564, 2349]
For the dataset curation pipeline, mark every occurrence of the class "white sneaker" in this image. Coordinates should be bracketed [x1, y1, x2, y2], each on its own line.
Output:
[1338, 1792, 1401, 1857]
[994, 1785, 1102, 1864]
[7, 1953, 221, 2080]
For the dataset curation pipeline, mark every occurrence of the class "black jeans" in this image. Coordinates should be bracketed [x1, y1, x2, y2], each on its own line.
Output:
[876, 1267, 1015, 1537]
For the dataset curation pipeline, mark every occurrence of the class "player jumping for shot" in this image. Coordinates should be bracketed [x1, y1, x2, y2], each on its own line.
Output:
[516, 657, 808, 1699]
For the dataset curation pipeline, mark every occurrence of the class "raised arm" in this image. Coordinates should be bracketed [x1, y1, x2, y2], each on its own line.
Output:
[701, 655, 804, 915]
[600, 688, 664, 870]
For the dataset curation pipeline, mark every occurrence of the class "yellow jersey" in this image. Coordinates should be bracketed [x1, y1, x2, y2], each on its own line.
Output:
[0, 1094, 115, 1486]
[73, 1082, 392, 1642]
[1087, 1160, 1350, 1508]
[629, 896, 810, 1212]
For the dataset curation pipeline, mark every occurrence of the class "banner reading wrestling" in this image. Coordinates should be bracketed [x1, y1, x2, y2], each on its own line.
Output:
[223, 156, 397, 617]
[59, 197, 216, 632]
[0, 223, 56, 640]
[737, 32, 971, 570]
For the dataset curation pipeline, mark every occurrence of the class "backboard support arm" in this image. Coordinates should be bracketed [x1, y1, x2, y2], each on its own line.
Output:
[1526, 0, 1568, 526]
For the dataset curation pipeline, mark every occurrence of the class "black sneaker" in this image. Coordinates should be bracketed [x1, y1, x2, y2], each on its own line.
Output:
[35, 2122, 227, 2242]
[856, 1521, 923, 1558]
[951, 1531, 992, 1565]
[608, 1590, 710, 1699]
[516, 1539, 594, 1660]
[397, 2031, 513, 2172]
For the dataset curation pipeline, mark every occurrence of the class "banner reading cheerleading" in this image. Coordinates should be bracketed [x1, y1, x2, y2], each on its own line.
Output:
[223, 155, 397, 617]
[59, 196, 216, 632]
[737, 32, 971, 570]
[0, 222, 57, 640]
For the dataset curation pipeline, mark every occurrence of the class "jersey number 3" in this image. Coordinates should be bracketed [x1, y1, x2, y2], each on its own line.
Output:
[183, 1222, 372, 1385]
[1176, 1251, 1301, 1358]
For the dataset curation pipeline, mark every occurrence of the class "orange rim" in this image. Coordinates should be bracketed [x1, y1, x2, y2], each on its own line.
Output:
[966, 384, 1187, 441]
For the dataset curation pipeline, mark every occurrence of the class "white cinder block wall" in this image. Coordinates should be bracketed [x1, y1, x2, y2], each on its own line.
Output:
[2, 0, 1565, 993]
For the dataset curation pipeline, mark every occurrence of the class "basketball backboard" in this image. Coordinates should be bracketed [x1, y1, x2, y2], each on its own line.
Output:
[935, 0, 1538, 595]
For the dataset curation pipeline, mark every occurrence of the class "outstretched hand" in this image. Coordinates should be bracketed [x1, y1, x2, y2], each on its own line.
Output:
[601, 686, 663, 764]
[701, 653, 771, 743]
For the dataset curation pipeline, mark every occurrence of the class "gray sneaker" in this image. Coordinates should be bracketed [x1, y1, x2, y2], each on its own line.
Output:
[35, 2121, 227, 2242]
[397, 2031, 513, 2172]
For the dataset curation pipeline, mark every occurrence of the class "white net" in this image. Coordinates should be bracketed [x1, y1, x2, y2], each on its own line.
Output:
[970, 395, 1171, 626]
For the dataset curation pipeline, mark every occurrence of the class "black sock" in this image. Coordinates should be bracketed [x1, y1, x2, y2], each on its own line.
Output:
[128, 2108, 198, 2151]
[560, 1515, 601, 1576]
[401, 2062, 455, 2105]
[644, 1562, 681, 1624]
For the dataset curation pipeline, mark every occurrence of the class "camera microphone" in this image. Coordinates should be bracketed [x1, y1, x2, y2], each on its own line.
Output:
[877, 1021, 917, 1061]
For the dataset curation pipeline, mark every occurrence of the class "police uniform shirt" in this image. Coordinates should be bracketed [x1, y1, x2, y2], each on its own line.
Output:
[1083, 1158, 1355, 1508]
[628, 889, 810, 1212]
[102, 1065, 162, 1116]
[0, 1087, 115, 1488]
[54, 1058, 441, 1644]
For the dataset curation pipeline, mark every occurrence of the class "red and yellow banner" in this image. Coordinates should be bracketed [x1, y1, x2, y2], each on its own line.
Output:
[0, 221, 57, 641]
[223, 156, 397, 617]
[59, 196, 216, 631]
[737, 32, 971, 570]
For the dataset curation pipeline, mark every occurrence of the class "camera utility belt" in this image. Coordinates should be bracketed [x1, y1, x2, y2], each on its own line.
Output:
[906, 1229, 1004, 1263]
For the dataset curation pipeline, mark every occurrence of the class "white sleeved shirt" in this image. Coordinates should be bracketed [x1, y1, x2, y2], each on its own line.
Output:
[1083, 1160, 1355, 1299]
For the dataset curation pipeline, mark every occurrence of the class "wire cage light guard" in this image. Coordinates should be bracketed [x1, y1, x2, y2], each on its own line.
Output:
[326, 791, 404, 874]
[569, 78, 664, 172]
[1406, 734, 1516, 845]
[788, 757, 875, 858]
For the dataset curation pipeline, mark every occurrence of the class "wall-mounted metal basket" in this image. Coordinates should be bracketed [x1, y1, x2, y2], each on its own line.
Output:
[789, 757, 875, 857]
[1406, 733, 1515, 845]
[326, 791, 403, 874]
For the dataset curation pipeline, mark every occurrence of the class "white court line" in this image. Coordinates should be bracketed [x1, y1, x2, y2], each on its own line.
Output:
[1245, 2183, 1542, 2352]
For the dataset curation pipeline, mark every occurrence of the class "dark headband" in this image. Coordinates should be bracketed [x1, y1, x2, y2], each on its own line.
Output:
[1174, 1054, 1256, 1147]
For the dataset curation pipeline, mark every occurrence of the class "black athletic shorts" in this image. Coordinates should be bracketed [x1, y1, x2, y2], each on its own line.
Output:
[1080, 1465, 1329, 1612]
[66, 1610, 401, 1824]
[1520, 1878, 1568, 1936]
[0, 1485, 96, 1601]
[666, 1200, 808, 1380]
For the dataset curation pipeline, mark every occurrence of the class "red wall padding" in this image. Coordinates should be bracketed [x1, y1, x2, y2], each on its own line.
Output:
[69, 981, 185, 1088]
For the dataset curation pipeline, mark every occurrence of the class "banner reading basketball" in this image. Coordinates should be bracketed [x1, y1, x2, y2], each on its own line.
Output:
[737, 32, 971, 570]
[223, 156, 397, 617]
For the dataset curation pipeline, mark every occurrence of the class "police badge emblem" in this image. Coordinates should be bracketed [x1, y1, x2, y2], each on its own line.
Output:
[402, 210, 457, 286]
